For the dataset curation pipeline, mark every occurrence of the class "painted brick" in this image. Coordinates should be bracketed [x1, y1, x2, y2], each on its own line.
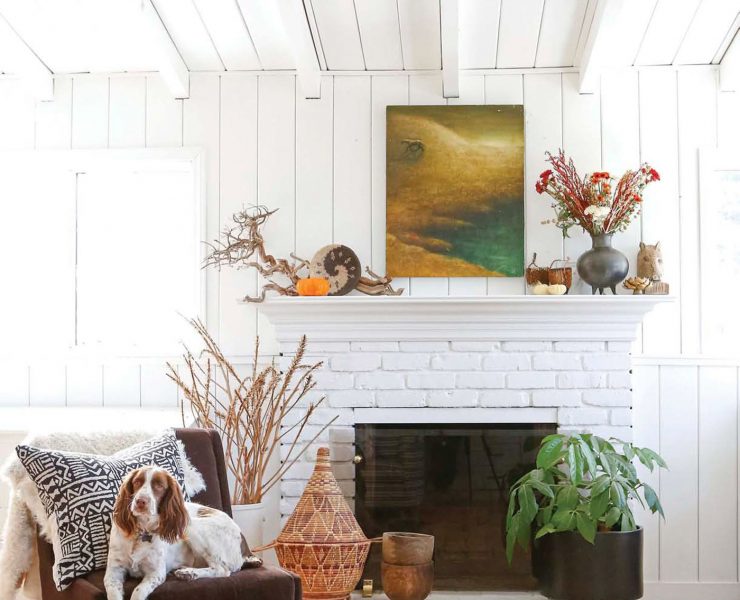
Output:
[406, 372, 456, 389]
[531, 390, 582, 407]
[502, 341, 552, 352]
[557, 371, 608, 389]
[376, 390, 427, 407]
[482, 353, 530, 371]
[400, 341, 449, 352]
[532, 353, 582, 371]
[583, 389, 632, 406]
[283, 407, 353, 427]
[558, 407, 609, 425]
[456, 372, 506, 389]
[314, 372, 354, 390]
[382, 353, 430, 371]
[355, 372, 405, 390]
[560, 425, 633, 442]
[608, 341, 632, 353]
[284, 461, 355, 480]
[608, 372, 632, 389]
[451, 341, 501, 351]
[330, 354, 381, 372]
[427, 390, 478, 407]
[554, 341, 605, 352]
[328, 390, 374, 408]
[583, 353, 631, 371]
[506, 372, 557, 389]
[350, 341, 399, 352]
[431, 353, 482, 371]
[281, 442, 355, 462]
[610, 408, 632, 426]
[479, 390, 530, 407]
[304, 342, 351, 353]
[329, 427, 355, 443]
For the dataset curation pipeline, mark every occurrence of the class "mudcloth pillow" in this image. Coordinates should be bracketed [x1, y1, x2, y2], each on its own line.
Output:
[16, 430, 188, 590]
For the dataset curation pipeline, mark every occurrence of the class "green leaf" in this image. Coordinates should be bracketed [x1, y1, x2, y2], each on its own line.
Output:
[590, 490, 611, 520]
[569, 443, 584, 485]
[576, 512, 597, 544]
[604, 507, 621, 528]
[642, 447, 668, 469]
[579, 439, 598, 477]
[537, 437, 564, 470]
[517, 518, 531, 549]
[528, 478, 555, 499]
[591, 474, 611, 498]
[643, 483, 665, 518]
[623, 443, 635, 461]
[620, 511, 634, 532]
[633, 448, 653, 472]
[506, 491, 517, 529]
[506, 514, 519, 564]
[557, 485, 579, 510]
[535, 524, 558, 539]
[610, 481, 627, 508]
[519, 486, 538, 524]
[552, 509, 576, 531]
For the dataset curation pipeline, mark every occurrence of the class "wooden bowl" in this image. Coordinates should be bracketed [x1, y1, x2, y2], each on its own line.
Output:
[382, 532, 434, 565]
[381, 561, 434, 600]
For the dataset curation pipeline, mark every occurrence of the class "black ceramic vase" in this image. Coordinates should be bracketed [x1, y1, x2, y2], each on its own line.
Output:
[577, 233, 629, 295]
[532, 528, 643, 600]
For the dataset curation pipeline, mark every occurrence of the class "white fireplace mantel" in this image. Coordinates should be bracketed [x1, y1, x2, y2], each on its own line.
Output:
[259, 295, 672, 343]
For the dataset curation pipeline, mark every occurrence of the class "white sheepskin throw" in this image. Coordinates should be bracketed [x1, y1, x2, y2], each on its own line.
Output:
[0, 429, 205, 600]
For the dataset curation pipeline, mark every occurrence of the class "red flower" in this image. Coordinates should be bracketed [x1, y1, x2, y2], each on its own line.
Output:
[536, 169, 553, 194]
[649, 168, 660, 181]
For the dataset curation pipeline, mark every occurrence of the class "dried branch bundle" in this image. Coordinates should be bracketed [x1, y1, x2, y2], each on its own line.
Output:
[203, 205, 310, 301]
[167, 318, 336, 505]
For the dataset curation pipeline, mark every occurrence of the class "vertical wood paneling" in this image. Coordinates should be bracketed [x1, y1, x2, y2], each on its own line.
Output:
[639, 68, 681, 354]
[0, 80, 36, 150]
[484, 74, 526, 295]
[296, 76, 334, 257]
[141, 364, 178, 407]
[632, 364, 661, 582]
[66, 365, 102, 407]
[397, 0, 442, 70]
[717, 90, 740, 149]
[448, 75, 487, 296]
[146, 75, 183, 148]
[496, 0, 545, 68]
[183, 73, 221, 338]
[354, 0, 404, 70]
[71, 76, 109, 149]
[601, 70, 641, 287]
[535, 0, 588, 67]
[310, 0, 365, 70]
[523, 73, 563, 271]
[333, 76, 372, 265]
[407, 74, 448, 297]
[256, 75, 295, 351]
[459, 0, 501, 69]
[35, 77, 72, 150]
[561, 71, 600, 295]
[370, 75, 408, 286]
[698, 366, 738, 582]
[659, 364, 699, 582]
[0, 364, 29, 406]
[219, 74, 259, 355]
[29, 364, 66, 406]
[677, 68, 717, 353]
[109, 76, 146, 148]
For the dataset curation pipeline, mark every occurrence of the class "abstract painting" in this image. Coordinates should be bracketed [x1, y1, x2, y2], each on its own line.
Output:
[386, 105, 524, 277]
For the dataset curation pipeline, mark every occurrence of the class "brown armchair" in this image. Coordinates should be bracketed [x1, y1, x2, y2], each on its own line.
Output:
[36, 428, 301, 600]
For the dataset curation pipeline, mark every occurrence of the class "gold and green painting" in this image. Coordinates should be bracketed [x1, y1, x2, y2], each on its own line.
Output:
[386, 105, 524, 277]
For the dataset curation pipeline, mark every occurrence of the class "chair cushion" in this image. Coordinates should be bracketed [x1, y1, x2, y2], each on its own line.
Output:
[77, 566, 301, 600]
[17, 431, 188, 590]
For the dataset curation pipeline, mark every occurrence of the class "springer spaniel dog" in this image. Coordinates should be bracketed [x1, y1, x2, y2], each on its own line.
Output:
[104, 465, 261, 600]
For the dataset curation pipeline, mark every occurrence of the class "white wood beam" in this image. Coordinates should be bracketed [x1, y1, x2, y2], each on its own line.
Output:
[720, 29, 740, 91]
[139, 0, 189, 99]
[276, 0, 321, 99]
[0, 12, 53, 101]
[577, 0, 625, 94]
[440, 0, 459, 98]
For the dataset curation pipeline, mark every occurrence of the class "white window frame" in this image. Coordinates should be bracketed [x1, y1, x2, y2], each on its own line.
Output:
[0, 147, 207, 359]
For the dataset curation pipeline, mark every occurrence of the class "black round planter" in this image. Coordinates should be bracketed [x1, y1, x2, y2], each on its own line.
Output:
[532, 527, 643, 600]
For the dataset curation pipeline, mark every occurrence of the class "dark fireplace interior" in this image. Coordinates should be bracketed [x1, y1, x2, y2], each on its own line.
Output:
[354, 423, 557, 592]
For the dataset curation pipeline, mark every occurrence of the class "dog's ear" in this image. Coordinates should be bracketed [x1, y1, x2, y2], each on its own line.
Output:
[113, 468, 139, 538]
[157, 472, 188, 543]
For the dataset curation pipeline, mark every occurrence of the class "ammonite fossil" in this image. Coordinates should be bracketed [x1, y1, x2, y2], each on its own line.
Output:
[309, 244, 361, 296]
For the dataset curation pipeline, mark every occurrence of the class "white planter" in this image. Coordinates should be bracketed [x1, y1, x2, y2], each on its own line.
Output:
[231, 502, 265, 550]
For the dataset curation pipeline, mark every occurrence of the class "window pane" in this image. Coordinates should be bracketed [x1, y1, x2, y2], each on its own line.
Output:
[76, 167, 200, 354]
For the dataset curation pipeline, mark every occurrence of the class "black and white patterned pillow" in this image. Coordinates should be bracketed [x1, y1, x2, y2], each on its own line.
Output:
[16, 430, 188, 590]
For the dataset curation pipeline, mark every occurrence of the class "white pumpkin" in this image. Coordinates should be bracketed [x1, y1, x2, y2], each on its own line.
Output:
[531, 282, 549, 295]
[547, 284, 567, 295]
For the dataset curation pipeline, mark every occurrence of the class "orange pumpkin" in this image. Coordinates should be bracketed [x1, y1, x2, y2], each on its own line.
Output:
[297, 277, 330, 296]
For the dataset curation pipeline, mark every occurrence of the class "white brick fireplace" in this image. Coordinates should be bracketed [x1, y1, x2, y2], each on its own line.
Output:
[260, 296, 667, 519]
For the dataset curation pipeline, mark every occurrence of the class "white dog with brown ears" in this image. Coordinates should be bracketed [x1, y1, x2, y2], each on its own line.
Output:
[104, 465, 261, 600]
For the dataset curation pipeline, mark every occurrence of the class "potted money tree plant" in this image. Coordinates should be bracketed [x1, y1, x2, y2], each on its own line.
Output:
[505, 433, 667, 600]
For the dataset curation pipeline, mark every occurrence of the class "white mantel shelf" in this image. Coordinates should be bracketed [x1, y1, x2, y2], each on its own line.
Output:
[259, 295, 672, 343]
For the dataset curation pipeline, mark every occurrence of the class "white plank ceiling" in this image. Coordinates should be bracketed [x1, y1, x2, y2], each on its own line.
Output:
[0, 0, 738, 75]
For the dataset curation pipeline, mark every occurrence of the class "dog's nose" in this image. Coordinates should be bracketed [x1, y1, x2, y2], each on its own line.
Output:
[135, 498, 149, 509]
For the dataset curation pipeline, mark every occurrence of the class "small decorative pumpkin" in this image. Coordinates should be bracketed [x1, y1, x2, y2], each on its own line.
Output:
[531, 282, 549, 295]
[297, 277, 330, 297]
[547, 284, 567, 295]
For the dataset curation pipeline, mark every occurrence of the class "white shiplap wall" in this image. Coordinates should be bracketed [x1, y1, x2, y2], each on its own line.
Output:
[1, 68, 739, 595]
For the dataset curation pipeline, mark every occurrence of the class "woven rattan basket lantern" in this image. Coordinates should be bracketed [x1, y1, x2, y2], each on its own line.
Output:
[271, 447, 374, 600]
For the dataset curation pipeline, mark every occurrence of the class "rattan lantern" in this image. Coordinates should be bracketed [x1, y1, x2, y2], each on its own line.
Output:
[265, 447, 375, 600]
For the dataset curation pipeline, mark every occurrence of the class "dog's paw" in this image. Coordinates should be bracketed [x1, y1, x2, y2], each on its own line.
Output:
[173, 568, 198, 581]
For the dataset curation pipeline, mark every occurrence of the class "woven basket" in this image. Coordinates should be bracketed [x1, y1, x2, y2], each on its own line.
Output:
[262, 447, 375, 600]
